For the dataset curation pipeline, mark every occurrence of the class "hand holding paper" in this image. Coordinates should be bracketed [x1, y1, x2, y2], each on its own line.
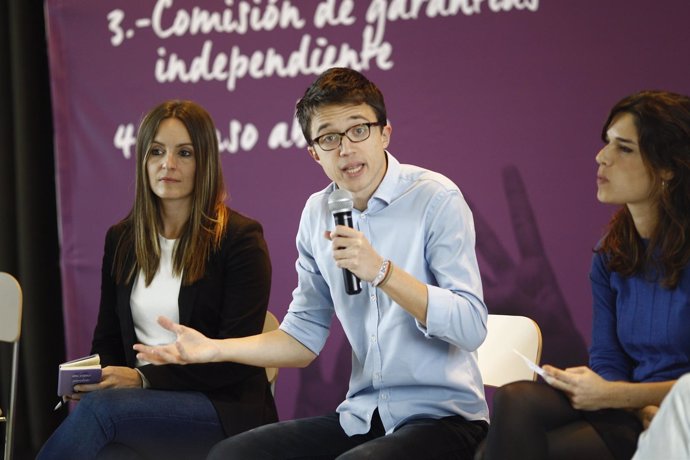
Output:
[513, 355, 617, 411]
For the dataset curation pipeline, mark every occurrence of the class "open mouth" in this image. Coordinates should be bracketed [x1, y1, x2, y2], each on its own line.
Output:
[343, 164, 364, 175]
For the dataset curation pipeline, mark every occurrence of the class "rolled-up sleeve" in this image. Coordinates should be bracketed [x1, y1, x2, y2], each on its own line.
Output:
[415, 190, 488, 351]
[279, 203, 335, 355]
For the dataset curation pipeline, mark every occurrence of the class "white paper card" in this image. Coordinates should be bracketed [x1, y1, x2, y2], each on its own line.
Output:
[513, 348, 546, 377]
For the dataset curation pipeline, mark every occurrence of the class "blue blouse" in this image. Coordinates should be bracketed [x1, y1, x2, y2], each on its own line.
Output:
[589, 251, 690, 383]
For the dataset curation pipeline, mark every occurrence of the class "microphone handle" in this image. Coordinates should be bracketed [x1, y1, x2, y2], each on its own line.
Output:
[333, 211, 362, 295]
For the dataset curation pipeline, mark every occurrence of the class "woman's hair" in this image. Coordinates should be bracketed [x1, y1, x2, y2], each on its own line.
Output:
[296, 67, 387, 144]
[598, 90, 690, 288]
[113, 100, 228, 286]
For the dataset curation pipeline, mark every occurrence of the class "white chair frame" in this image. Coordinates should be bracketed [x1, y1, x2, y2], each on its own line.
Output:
[0, 272, 22, 460]
[477, 314, 542, 387]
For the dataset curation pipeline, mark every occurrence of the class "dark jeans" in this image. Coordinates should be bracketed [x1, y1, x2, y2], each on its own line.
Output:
[208, 410, 488, 460]
[37, 388, 225, 460]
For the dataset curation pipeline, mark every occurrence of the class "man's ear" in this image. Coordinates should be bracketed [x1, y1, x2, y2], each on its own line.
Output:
[381, 124, 392, 149]
[308, 146, 320, 163]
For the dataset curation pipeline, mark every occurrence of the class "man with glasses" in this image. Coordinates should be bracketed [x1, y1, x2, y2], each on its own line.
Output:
[135, 67, 489, 459]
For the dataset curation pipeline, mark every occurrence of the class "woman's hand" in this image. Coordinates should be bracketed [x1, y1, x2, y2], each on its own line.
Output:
[544, 366, 676, 412]
[635, 405, 659, 430]
[70, 366, 142, 399]
[543, 365, 613, 410]
[133, 316, 221, 365]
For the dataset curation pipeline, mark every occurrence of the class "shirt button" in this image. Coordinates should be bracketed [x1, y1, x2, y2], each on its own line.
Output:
[370, 294, 376, 301]
[375, 372, 382, 380]
[370, 335, 376, 344]
[380, 392, 388, 400]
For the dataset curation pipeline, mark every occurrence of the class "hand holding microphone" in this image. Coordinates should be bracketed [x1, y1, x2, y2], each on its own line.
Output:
[328, 189, 362, 295]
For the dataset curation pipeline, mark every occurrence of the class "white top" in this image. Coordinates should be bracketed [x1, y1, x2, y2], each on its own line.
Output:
[131, 235, 181, 366]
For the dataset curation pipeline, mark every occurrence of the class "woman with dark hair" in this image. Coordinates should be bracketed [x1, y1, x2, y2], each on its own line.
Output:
[479, 90, 690, 460]
[38, 100, 277, 459]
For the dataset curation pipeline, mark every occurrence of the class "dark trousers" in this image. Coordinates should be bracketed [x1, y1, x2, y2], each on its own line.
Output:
[208, 410, 487, 460]
[479, 381, 640, 460]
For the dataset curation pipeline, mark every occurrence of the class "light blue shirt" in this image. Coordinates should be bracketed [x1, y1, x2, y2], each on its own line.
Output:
[280, 153, 489, 436]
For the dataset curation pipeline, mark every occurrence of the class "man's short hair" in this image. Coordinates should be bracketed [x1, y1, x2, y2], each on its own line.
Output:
[296, 68, 387, 145]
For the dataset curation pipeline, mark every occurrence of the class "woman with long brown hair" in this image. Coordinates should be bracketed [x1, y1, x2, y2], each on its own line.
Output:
[480, 90, 690, 460]
[39, 100, 277, 459]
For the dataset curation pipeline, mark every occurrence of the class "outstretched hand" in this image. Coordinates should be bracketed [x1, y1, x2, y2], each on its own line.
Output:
[133, 316, 221, 365]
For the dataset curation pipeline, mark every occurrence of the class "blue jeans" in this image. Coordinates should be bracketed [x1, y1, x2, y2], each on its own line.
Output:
[37, 388, 225, 460]
[207, 410, 488, 460]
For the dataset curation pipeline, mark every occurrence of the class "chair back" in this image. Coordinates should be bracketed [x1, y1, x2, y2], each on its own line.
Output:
[477, 314, 542, 387]
[0, 272, 22, 343]
[0, 272, 23, 460]
[262, 311, 280, 394]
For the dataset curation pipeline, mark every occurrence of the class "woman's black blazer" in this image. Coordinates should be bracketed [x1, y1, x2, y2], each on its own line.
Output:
[91, 209, 278, 435]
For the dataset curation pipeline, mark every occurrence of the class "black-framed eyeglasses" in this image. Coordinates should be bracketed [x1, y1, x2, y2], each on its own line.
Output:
[311, 122, 383, 151]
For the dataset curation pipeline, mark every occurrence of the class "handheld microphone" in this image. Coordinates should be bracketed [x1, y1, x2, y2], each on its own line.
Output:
[327, 189, 362, 295]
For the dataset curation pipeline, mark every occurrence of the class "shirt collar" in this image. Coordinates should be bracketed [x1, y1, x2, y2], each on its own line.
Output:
[370, 151, 400, 207]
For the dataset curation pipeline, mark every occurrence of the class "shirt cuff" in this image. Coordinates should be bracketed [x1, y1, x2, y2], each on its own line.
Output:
[415, 284, 447, 337]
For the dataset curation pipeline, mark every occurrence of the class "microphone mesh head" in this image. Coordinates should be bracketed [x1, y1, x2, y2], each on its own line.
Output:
[328, 189, 354, 214]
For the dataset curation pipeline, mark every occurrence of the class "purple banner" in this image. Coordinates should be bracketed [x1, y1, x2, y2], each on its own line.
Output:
[45, 0, 690, 418]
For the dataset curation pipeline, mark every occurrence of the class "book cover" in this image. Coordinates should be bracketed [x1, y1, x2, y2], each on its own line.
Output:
[57, 353, 102, 396]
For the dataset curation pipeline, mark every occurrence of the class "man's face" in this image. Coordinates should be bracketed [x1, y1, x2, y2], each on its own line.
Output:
[308, 103, 391, 211]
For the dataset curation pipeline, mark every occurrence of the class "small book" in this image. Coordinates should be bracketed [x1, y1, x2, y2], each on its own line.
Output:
[57, 353, 102, 396]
